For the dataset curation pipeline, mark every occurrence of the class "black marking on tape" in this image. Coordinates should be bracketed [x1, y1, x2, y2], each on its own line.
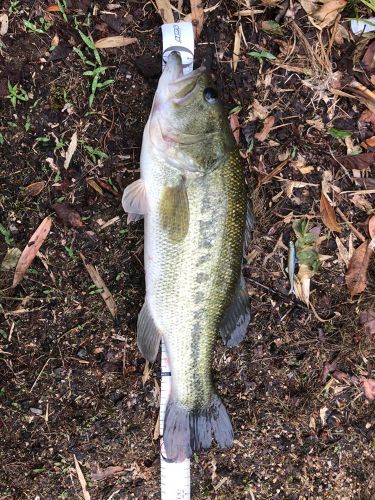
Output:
[161, 371, 171, 377]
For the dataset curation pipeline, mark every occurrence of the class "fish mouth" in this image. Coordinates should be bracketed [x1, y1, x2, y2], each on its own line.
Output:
[166, 52, 206, 104]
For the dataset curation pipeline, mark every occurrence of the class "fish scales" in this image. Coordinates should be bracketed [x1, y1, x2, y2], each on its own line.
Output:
[122, 52, 251, 461]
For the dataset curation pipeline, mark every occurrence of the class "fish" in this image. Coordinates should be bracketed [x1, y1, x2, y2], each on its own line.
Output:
[288, 240, 296, 294]
[122, 52, 251, 462]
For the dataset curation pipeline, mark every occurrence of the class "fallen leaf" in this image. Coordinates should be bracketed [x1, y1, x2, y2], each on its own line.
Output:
[345, 240, 372, 296]
[290, 154, 314, 174]
[0, 13, 9, 36]
[335, 236, 352, 267]
[25, 181, 46, 197]
[91, 465, 124, 481]
[360, 308, 375, 335]
[364, 136, 375, 147]
[362, 41, 375, 74]
[248, 99, 270, 121]
[47, 4, 62, 11]
[80, 253, 117, 318]
[306, 118, 325, 131]
[319, 406, 328, 426]
[12, 217, 52, 287]
[74, 455, 91, 500]
[87, 178, 104, 195]
[336, 152, 375, 170]
[260, 20, 283, 35]
[320, 192, 341, 232]
[95, 36, 137, 49]
[349, 194, 373, 213]
[300, 0, 346, 29]
[64, 131, 78, 170]
[230, 113, 240, 144]
[53, 204, 84, 228]
[368, 214, 375, 240]
[255, 115, 275, 142]
[232, 25, 241, 72]
[156, 0, 174, 23]
[190, 0, 204, 38]
[1, 248, 22, 271]
[322, 361, 337, 382]
[360, 377, 375, 400]
[360, 109, 375, 127]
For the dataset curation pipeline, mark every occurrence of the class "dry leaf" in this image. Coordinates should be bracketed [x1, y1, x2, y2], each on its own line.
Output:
[290, 154, 314, 174]
[248, 100, 269, 121]
[12, 217, 52, 287]
[1, 248, 22, 271]
[95, 36, 137, 49]
[294, 264, 313, 306]
[232, 26, 241, 72]
[87, 178, 104, 195]
[361, 377, 375, 400]
[230, 113, 240, 145]
[336, 152, 375, 170]
[360, 109, 375, 127]
[345, 240, 372, 296]
[368, 214, 375, 240]
[360, 308, 375, 335]
[25, 181, 46, 197]
[301, 0, 346, 28]
[53, 204, 84, 228]
[156, 0, 174, 23]
[306, 118, 325, 131]
[320, 192, 341, 232]
[64, 131, 78, 170]
[91, 465, 124, 481]
[47, 4, 62, 11]
[335, 236, 352, 267]
[0, 13, 9, 36]
[80, 253, 117, 318]
[255, 115, 275, 142]
[349, 194, 372, 213]
[364, 136, 375, 148]
[362, 41, 375, 74]
[74, 455, 91, 500]
[190, 0, 204, 38]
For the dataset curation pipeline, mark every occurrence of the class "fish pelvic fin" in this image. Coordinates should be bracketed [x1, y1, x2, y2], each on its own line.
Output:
[137, 302, 161, 362]
[162, 394, 233, 462]
[122, 178, 148, 223]
[219, 275, 250, 347]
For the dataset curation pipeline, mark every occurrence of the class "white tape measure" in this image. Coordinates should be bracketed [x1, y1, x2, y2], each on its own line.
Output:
[159, 21, 194, 500]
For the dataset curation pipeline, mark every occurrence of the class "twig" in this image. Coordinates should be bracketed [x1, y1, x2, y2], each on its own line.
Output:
[336, 208, 366, 242]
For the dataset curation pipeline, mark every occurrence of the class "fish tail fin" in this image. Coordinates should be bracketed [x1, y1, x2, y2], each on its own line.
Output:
[162, 394, 233, 462]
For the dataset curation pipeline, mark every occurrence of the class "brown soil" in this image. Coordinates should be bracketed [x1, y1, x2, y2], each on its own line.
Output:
[1, 1, 375, 499]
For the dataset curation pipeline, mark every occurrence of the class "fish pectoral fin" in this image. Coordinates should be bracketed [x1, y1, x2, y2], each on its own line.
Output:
[219, 275, 250, 347]
[159, 181, 189, 242]
[137, 302, 161, 362]
[122, 178, 148, 223]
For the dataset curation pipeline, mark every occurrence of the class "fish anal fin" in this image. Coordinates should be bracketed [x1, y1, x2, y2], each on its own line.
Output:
[122, 179, 148, 223]
[137, 302, 161, 362]
[159, 181, 189, 242]
[219, 275, 250, 347]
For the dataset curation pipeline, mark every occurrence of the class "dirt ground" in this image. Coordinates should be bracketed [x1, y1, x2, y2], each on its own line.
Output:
[1, 0, 375, 499]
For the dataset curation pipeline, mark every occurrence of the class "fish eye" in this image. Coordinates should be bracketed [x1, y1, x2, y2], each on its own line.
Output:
[203, 87, 218, 104]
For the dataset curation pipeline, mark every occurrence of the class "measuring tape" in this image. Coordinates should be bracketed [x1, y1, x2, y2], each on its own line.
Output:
[159, 21, 194, 500]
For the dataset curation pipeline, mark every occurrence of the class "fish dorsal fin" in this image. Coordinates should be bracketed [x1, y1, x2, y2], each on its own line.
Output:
[122, 178, 148, 223]
[219, 275, 250, 347]
[159, 180, 189, 242]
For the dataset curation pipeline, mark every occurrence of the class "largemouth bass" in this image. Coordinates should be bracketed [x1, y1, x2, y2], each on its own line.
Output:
[122, 52, 251, 462]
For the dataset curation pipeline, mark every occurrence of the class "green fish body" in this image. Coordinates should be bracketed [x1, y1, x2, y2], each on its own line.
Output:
[122, 53, 251, 462]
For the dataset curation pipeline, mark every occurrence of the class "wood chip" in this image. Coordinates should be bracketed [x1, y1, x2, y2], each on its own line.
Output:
[64, 131, 78, 170]
[87, 178, 104, 195]
[74, 455, 91, 500]
[156, 0, 174, 23]
[0, 13, 9, 36]
[80, 253, 117, 318]
[13, 217, 52, 288]
[95, 36, 137, 49]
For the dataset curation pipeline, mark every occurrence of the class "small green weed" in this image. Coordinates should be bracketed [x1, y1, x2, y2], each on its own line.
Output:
[248, 50, 276, 61]
[328, 127, 352, 139]
[9, 0, 20, 15]
[83, 143, 108, 162]
[6, 81, 29, 108]
[0, 224, 14, 245]
[23, 18, 51, 34]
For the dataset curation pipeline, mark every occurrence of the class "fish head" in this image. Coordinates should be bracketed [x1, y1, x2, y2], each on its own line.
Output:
[149, 52, 235, 172]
